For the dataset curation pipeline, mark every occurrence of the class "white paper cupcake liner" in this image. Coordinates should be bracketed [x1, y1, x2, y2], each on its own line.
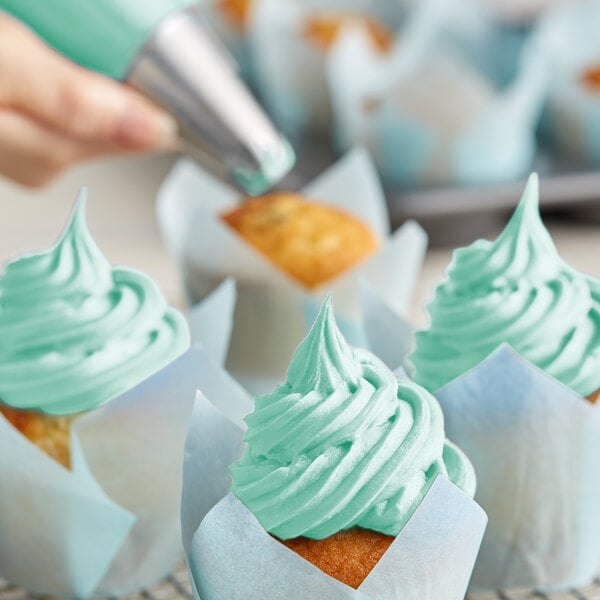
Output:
[327, 0, 550, 187]
[180, 361, 487, 600]
[360, 293, 600, 591]
[157, 148, 427, 395]
[0, 281, 235, 598]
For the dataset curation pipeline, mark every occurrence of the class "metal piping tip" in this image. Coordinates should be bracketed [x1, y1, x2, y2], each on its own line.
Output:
[127, 5, 295, 195]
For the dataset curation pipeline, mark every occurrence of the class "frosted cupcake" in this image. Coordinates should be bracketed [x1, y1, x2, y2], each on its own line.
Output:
[229, 297, 476, 589]
[181, 296, 486, 599]
[409, 174, 600, 399]
[399, 174, 600, 591]
[0, 197, 189, 467]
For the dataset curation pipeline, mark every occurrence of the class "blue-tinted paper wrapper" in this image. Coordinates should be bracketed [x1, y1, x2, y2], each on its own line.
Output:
[361, 293, 600, 591]
[0, 281, 235, 598]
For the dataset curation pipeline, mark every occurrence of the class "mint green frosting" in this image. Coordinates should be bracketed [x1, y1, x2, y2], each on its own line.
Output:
[410, 174, 600, 396]
[0, 193, 190, 415]
[230, 297, 475, 540]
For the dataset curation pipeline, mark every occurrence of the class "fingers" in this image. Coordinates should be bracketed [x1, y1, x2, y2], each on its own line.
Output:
[0, 13, 179, 151]
[0, 109, 130, 187]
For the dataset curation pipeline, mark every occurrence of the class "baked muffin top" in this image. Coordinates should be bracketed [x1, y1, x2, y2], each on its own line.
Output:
[222, 192, 379, 288]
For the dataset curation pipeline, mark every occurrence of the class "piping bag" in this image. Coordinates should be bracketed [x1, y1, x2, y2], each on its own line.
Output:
[0, 0, 295, 195]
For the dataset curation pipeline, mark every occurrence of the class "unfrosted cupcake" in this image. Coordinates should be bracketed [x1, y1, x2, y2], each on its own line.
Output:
[221, 192, 379, 289]
[230, 296, 475, 588]
[248, 0, 401, 141]
[0, 197, 190, 467]
[409, 174, 600, 399]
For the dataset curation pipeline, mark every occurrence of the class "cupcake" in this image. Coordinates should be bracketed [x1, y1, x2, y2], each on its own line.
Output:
[328, 0, 548, 187]
[221, 192, 379, 289]
[0, 191, 237, 598]
[366, 174, 600, 591]
[248, 0, 403, 140]
[181, 297, 486, 599]
[158, 150, 427, 393]
[409, 174, 600, 400]
[229, 297, 476, 589]
[0, 197, 189, 469]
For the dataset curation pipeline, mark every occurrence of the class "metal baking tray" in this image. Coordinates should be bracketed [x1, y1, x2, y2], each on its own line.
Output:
[284, 140, 600, 247]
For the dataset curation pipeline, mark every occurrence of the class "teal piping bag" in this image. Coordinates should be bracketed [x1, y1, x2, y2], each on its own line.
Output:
[0, 1, 295, 195]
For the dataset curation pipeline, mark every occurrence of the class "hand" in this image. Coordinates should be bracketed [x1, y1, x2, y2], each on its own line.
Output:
[0, 13, 179, 187]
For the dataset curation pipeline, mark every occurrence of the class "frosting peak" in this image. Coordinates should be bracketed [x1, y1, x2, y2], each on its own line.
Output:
[286, 296, 359, 394]
[230, 298, 475, 540]
[0, 190, 190, 415]
[1, 195, 113, 304]
[410, 174, 600, 396]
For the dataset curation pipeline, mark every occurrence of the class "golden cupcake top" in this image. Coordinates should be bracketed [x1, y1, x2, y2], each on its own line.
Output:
[216, 0, 252, 30]
[303, 11, 393, 54]
[0, 406, 72, 468]
[582, 63, 600, 91]
[221, 192, 379, 288]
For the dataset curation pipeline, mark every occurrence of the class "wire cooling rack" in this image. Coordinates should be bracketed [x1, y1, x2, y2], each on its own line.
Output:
[0, 564, 193, 600]
[2, 563, 600, 600]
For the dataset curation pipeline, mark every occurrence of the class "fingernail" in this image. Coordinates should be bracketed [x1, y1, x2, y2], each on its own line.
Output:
[116, 105, 179, 150]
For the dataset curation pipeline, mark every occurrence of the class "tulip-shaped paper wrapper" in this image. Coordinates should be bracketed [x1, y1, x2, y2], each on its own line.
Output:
[361, 175, 600, 590]
[328, 0, 550, 187]
[247, 0, 406, 142]
[181, 299, 487, 600]
[157, 148, 426, 394]
[0, 193, 237, 597]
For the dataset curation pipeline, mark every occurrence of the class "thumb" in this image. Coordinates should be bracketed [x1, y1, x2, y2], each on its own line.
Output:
[0, 13, 179, 150]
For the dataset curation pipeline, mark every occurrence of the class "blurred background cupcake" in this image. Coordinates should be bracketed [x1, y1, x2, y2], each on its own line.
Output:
[158, 149, 426, 393]
[328, 0, 550, 188]
[247, 0, 407, 146]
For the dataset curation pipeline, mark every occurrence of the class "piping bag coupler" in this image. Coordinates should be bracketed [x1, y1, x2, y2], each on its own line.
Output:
[0, 1, 294, 195]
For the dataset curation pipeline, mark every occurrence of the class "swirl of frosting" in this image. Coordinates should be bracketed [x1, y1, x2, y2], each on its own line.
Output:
[230, 297, 475, 540]
[410, 174, 600, 396]
[0, 192, 190, 415]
